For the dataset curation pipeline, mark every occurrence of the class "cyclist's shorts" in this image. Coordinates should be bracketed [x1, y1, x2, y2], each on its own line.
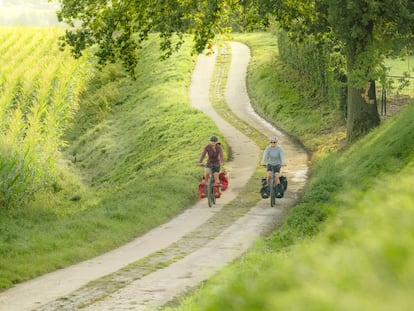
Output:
[267, 164, 281, 173]
[207, 164, 221, 174]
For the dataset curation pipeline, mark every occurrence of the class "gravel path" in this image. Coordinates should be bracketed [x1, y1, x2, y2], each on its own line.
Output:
[0, 42, 308, 311]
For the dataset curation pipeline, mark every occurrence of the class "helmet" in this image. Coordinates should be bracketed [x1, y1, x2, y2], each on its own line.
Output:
[270, 136, 278, 143]
[210, 135, 218, 142]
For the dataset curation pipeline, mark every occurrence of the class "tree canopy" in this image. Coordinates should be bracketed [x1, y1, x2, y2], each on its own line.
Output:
[258, 0, 414, 140]
[56, 0, 234, 75]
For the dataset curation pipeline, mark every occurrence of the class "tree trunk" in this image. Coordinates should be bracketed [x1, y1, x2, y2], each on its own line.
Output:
[346, 49, 380, 142]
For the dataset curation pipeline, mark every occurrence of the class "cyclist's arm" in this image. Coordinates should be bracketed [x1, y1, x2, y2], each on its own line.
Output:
[279, 147, 286, 166]
[260, 147, 269, 166]
[198, 147, 207, 165]
[218, 145, 224, 165]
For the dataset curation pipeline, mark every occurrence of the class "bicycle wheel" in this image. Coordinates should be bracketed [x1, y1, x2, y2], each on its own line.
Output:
[270, 175, 276, 207]
[207, 182, 213, 207]
[212, 180, 216, 205]
[211, 184, 216, 204]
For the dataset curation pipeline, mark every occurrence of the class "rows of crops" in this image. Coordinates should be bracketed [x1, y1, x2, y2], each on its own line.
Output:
[0, 26, 90, 208]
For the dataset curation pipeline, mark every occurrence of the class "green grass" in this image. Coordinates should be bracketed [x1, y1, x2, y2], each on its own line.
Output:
[381, 56, 414, 97]
[385, 56, 414, 77]
[0, 33, 223, 290]
[165, 34, 414, 311]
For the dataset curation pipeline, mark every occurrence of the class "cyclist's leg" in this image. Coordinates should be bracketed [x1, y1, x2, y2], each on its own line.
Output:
[275, 172, 281, 184]
[212, 165, 220, 186]
[204, 166, 211, 184]
[274, 164, 281, 184]
[266, 164, 272, 185]
[273, 164, 284, 196]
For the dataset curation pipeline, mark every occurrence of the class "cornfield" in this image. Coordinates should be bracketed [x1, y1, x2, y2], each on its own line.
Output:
[0, 26, 90, 208]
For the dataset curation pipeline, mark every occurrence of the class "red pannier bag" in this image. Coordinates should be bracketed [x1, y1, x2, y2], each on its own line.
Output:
[198, 178, 206, 198]
[218, 171, 229, 191]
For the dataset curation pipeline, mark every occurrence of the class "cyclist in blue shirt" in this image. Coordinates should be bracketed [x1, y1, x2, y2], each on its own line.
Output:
[260, 136, 286, 186]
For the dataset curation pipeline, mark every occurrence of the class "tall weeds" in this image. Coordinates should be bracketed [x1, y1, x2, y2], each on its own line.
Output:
[0, 27, 89, 208]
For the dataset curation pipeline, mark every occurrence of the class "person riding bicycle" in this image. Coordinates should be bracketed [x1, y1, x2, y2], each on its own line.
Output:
[198, 135, 224, 187]
[260, 135, 286, 187]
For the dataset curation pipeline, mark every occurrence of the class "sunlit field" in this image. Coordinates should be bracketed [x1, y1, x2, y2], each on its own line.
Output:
[0, 0, 61, 26]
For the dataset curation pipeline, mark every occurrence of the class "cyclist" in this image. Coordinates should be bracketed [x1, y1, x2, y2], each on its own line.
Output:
[260, 135, 286, 187]
[198, 135, 224, 187]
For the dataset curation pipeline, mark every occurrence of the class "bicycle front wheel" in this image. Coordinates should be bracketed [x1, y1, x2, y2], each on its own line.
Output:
[207, 183, 213, 207]
[270, 175, 276, 207]
[270, 185, 276, 207]
[212, 185, 216, 205]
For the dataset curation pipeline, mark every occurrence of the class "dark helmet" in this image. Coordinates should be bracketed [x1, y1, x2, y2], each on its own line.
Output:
[210, 135, 218, 142]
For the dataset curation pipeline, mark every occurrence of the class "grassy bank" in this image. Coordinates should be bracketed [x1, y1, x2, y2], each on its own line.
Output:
[165, 33, 414, 310]
[0, 32, 224, 290]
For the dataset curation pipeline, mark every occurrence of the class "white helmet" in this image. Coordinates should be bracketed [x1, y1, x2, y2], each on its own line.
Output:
[270, 136, 278, 143]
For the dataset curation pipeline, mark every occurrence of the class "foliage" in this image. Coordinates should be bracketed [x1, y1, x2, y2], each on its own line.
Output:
[258, 0, 414, 79]
[0, 26, 88, 208]
[277, 31, 347, 115]
[56, 0, 237, 75]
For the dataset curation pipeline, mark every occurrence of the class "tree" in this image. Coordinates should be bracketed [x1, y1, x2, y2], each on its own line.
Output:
[55, 0, 233, 75]
[254, 0, 414, 141]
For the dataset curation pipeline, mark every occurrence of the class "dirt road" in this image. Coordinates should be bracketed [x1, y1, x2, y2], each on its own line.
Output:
[0, 42, 308, 311]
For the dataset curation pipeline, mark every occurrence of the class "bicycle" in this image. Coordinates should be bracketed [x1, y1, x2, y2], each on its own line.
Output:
[200, 164, 218, 207]
[269, 167, 277, 207]
[263, 165, 285, 207]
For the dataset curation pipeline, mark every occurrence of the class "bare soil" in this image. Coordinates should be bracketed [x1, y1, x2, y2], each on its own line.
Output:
[0, 42, 308, 311]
